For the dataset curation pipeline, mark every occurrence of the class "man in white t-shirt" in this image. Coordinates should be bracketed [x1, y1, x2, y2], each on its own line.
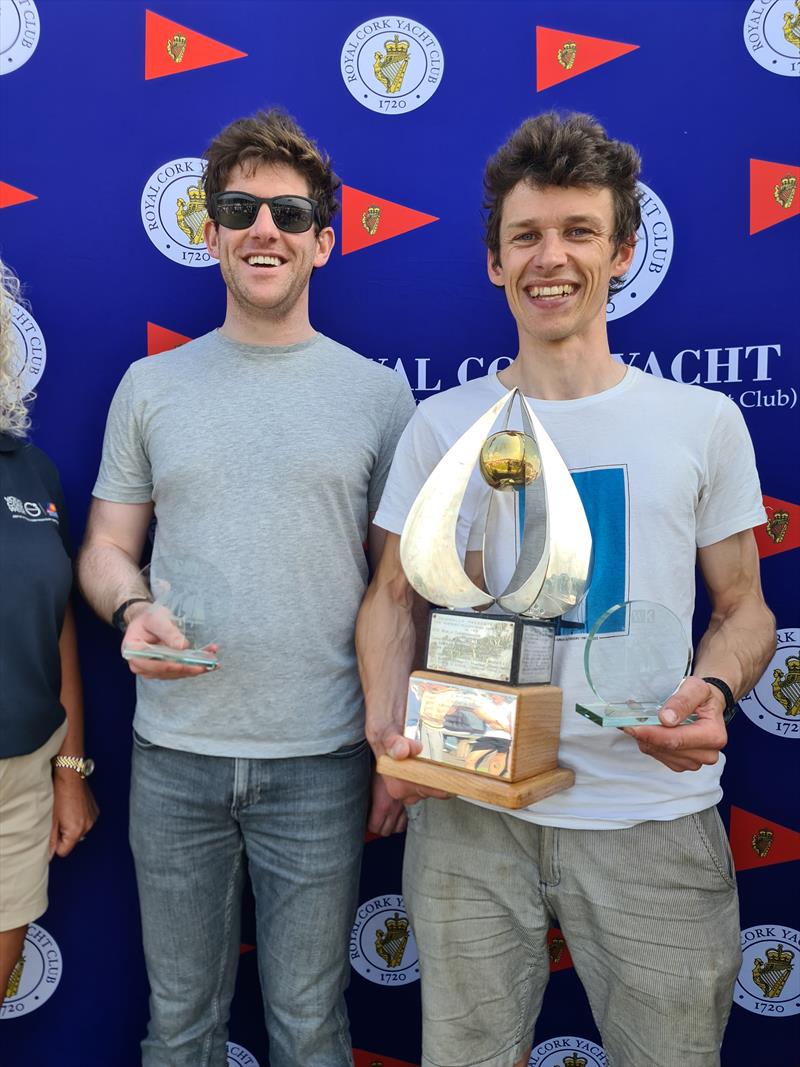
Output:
[356, 113, 776, 1067]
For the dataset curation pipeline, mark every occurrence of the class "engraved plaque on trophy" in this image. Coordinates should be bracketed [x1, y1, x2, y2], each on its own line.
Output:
[377, 388, 593, 809]
[575, 600, 692, 727]
[121, 559, 225, 670]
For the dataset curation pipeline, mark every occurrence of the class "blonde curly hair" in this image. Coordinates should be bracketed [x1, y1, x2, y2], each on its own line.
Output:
[0, 256, 31, 438]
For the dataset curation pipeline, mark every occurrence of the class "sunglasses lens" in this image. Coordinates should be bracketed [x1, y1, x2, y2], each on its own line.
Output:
[270, 198, 315, 233]
[215, 196, 257, 229]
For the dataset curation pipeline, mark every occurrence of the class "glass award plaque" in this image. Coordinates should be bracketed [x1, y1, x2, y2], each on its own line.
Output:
[121, 559, 226, 670]
[575, 600, 692, 726]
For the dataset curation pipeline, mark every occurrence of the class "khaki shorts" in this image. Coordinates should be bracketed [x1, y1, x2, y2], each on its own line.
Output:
[0, 721, 68, 932]
[404, 797, 741, 1067]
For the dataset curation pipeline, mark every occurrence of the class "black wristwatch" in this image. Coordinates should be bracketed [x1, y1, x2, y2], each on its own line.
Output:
[112, 597, 152, 632]
[702, 677, 740, 725]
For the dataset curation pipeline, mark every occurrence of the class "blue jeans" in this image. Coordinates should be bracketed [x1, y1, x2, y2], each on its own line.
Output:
[129, 730, 370, 1067]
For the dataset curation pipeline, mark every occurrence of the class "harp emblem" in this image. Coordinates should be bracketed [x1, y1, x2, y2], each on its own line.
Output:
[548, 936, 565, 964]
[374, 912, 410, 967]
[772, 656, 800, 716]
[774, 176, 796, 210]
[783, 1, 800, 48]
[557, 42, 577, 69]
[167, 34, 187, 64]
[752, 943, 794, 998]
[362, 205, 381, 236]
[5, 953, 25, 999]
[766, 508, 790, 543]
[752, 828, 774, 858]
[176, 184, 209, 245]
[374, 34, 410, 93]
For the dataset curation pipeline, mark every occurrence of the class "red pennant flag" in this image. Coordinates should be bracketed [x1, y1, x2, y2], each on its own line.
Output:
[548, 927, 574, 972]
[341, 185, 438, 255]
[0, 180, 37, 208]
[239, 943, 255, 955]
[353, 1050, 419, 1067]
[145, 9, 247, 81]
[536, 26, 638, 91]
[729, 806, 800, 872]
[750, 159, 800, 235]
[755, 495, 800, 558]
[147, 322, 192, 356]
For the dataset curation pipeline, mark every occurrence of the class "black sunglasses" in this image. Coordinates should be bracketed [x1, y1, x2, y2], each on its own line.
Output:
[211, 192, 320, 233]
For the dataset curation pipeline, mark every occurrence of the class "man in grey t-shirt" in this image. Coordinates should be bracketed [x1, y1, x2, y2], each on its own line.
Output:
[78, 109, 415, 1067]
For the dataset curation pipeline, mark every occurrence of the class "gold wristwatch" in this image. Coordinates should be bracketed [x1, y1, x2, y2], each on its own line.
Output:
[52, 756, 95, 779]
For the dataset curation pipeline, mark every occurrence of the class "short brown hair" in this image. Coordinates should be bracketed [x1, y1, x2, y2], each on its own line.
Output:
[484, 112, 641, 294]
[203, 108, 341, 230]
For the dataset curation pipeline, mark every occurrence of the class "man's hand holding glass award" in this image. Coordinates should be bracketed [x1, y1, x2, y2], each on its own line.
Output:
[376, 388, 593, 809]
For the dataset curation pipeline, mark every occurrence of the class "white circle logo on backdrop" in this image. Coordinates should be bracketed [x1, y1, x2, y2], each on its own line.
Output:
[0, 923, 62, 1018]
[141, 158, 217, 268]
[11, 302, 46, 397]
[341, 16, 444, 114]
[349, 893, 420, 985]
[743, 1, 800, 77]
[0, 0, 40, 75]
[528, 1036, 608, 1067]
[226, 1042, 260, 1067]
[736, 925, 800, 1017]
[606, 181, 674, 321]
[741, 628, 800, 739]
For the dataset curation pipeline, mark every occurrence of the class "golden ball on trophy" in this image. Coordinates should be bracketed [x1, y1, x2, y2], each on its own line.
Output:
[479, 431, 541, 491]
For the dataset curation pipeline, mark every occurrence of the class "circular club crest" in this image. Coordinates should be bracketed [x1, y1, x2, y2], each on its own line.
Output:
[736, 924, 800, 1017]
[226, 1042, 260, 1067]
[741, 628, 800, 739]
[341, 16, 444, 114]
[606, 181, 674, 321]
[140, 157, 217, 268]
[11, 302, 46, 397]
[528, 1036, 607, 1067]
[349, 893, 419, 986]
[0, 0, 41, 75]
[743, 1, 800, 78]
[0, 923, 62, 1019]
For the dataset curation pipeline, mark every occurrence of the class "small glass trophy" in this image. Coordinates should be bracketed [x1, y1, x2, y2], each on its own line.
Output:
[121, 559, 226, 670]
[575, 600, 692, 726]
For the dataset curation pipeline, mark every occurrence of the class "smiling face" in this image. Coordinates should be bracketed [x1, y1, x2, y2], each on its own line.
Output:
[487, 182, 634, 348]
[204, 161, 334, 322]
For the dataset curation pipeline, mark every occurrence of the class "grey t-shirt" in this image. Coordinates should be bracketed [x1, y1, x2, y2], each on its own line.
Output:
[94, 330, 415, 757]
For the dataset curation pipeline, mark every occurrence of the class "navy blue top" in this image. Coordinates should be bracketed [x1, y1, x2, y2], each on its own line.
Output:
[0, 433, 71, 757]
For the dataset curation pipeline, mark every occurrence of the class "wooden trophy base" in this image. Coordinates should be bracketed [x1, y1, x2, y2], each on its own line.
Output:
[377, 754, 575, 809]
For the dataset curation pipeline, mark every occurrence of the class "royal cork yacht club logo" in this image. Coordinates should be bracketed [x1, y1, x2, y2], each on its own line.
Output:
[141, 158, 217, 268]
[362, 205, 381, 236]
[736, 925, 800, 1017]
[741, 629, 800, 738]
[755, 496, 800, 558]
[750, 159, 800, 233]
[743, 0, 800, 76]
[350, 895, 420, 986]
[144, 9, 246, 80]
[536, 26, 638, 91]
[729, 806, 800, 871]
[774, 174, 797, 208]
[167, 33, 187, 64]
[606, 181, 674, 322]
[528, 1037, 607, 1067]
[11, 301, 46, 397]
[341, 185, 438, 254]
[341, 16, 444, 114]
[226, 1042, 260, 1067]
[0, 924, 62, 1018]
[0, 0, 41, 75]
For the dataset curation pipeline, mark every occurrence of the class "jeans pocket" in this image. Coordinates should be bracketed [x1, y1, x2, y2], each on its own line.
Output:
[691, 806, 737, 889]
[322, 738, 369, 760]
[132, 728, 158, 751]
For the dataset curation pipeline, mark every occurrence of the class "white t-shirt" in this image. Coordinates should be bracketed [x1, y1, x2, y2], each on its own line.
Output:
[375, 367, 766, 828]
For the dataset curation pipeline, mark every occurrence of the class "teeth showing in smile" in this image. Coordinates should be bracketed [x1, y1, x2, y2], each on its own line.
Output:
[527, 284, 576, 298]
[247, 255, 281, 267]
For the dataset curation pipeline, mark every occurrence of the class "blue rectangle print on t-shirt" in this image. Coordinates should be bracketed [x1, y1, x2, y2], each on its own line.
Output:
[555, 466, 628, 637]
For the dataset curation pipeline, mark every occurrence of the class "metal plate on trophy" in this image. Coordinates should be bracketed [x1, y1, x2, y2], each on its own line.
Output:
[425, 610, 554, 685]
[121, 559, 226, 670]
[575, 600, 693, 726]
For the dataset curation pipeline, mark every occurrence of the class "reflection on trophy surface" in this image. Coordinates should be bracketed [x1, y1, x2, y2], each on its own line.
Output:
[377, 388, 593, 808]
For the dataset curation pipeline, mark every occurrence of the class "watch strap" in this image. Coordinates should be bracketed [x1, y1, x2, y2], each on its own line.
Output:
[52, 756, 93, 778]
[112, 597, 152, 632]
[702, 676, 739, 725]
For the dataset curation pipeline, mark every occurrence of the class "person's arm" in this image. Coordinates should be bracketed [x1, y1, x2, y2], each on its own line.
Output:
[50, 601, 99, 857]
[624, 529, 776, 771]
[356, 532, 450, 806]
[77, 498, 212, 679]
